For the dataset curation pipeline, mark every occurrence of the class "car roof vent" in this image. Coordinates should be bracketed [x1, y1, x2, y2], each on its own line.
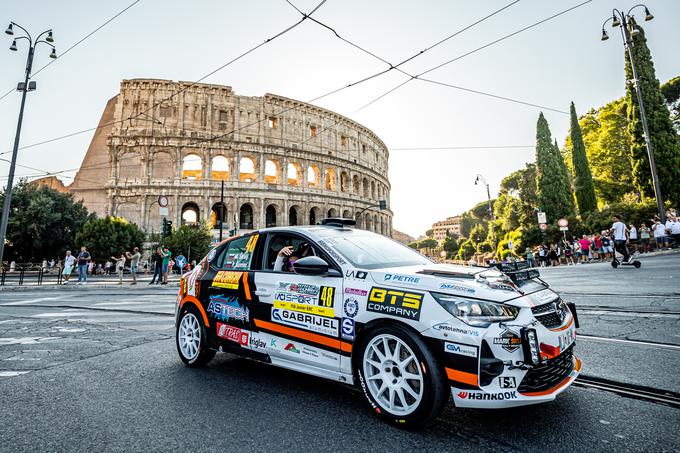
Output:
[321, 218, 356, 227]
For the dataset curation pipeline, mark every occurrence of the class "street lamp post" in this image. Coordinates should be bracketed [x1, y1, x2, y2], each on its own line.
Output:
[0, 22, 57, 266]
[600, 5, 665, 223]
[474, 174, 496, 253]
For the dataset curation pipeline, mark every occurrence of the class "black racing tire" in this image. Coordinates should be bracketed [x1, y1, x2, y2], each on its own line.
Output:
[176, 305, 216, 368]
[634, 261, 641, 268]
[355, 324, 448, 428]
[611, 260, 619, 268]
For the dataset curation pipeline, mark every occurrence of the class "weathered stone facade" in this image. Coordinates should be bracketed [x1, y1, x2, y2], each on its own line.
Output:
[64, 79, 392, 236]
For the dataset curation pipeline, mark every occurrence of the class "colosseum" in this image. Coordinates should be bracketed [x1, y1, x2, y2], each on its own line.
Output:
[58, 79, 392, 237]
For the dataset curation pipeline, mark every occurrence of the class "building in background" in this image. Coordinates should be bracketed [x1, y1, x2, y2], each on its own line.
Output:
[432, 216, 461, 241]
[34, 79, 392, 236]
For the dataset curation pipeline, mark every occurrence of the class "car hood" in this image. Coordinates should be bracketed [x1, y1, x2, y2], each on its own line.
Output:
[369, 263, 555, 308]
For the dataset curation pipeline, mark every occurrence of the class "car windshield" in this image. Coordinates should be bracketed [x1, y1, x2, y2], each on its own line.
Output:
[324, 234, 432, 269]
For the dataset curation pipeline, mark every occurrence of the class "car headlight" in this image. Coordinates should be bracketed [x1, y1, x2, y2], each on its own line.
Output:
[431, 292, 519, 328]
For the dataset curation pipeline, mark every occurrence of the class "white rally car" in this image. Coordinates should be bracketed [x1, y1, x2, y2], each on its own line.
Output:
[175, 218, 581, 427]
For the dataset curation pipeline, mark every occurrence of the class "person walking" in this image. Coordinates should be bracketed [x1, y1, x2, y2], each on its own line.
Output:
[593, 233, 603, 262]
[611, 215, 630, 263]
[639, 223, 651, 253]
[149, 248, 164, 285]
[162, 246, 172, 285]
[126, 247, 141, 285]
[111, 252, 126, 285]
[628, 224, 638, 253]
[77, 246, 91, 285]
[563, 239, 575, 265]
[652, 218, 669, 250]
[666, 214, 680, 248]
[578, 235, 591, 264]
[525, 248, 534, 268]
[537, 246, 546, 268]
[62, 251, 75, 285]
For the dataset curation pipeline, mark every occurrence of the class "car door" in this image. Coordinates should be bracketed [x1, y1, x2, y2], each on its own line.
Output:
[251, 232, 344, 371]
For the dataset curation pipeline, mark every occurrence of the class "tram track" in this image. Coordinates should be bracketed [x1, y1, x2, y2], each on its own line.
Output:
[574, 374, 680, 409]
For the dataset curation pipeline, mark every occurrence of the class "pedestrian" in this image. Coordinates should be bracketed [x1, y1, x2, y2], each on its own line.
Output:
[666, 214, 680, 248]
[628, 223, 638, 253]
[578, 235, 591, 264]
[77, 246, 91, 285]
[537, 246, 546, 268]
[111, 253, 126, 285]
[600, 232, 613, 259]
[87, 261, 94, 276]
[149, 248, 163, 285]
[126, 247, 141, 285]
[162, 246, 172, 285]
[62, 251, 75, 285]
[652, 218, 668, 250]
[563, 239, 575, 265]
[593, 233, 603, 261]
[549, 244, 558, 267]
[525, 248, 534, 268]
[639, 223, 651, 253]
[610, 215, 631, 263]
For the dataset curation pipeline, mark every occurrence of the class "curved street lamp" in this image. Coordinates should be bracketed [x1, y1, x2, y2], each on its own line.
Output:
[474, 174, 496, 254]
[0, 22, 57, 265]
[600, 5, 665, 223]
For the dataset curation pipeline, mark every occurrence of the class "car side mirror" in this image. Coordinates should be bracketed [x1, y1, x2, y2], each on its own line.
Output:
[293, 256, 329, 276]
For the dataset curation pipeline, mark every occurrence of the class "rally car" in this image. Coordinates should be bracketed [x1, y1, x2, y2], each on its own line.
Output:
[175, 218, 581, 426]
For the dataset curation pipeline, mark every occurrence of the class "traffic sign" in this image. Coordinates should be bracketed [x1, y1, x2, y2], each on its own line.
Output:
[159, 207, 169, 216]
[176, 255, 186, 269]
[537, 211, 547, 224]
[158, 195, 169, 207]
[558, 218, 569, 227]
[559, 226, 569, 231]
[539, 223, 548, 231]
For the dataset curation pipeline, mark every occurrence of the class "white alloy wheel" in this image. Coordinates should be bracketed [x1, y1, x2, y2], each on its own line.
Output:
[362, 334, 425, 416]
[178, 312, 201, 361]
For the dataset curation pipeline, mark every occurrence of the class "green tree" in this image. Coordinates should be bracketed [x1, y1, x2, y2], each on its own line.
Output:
[407, 241, 419, 250]
[660, 76, 680, 132]
[625, 19, 680, 205]
[469, 224, 487, 244]
[0, 182, 91, 262]
[456, 239, 476, 261]
[75, 216, 145, 263]
[500, 163, 538, 227]
[535, 112, 574, 223]
[418, 238, 438, 250]
[441, 235, 459, 257]
[165, 223, 213, 262]
[569, 102, 597, 213]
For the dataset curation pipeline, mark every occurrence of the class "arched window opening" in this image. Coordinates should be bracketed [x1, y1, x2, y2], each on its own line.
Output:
[289, 206, 299, 226]
[307, 166, 320, 188]
[239, 204, 254, 230]
[352, 175, 360, 194]
[264, 160, 279, 184]
[309, 207, 319, 225]
[211, 155, 230, 180]
[181, 202, 200, 225]
[151, 151, 174, 179]
[371, 181, 376, 200]
[363, 177, 370, 198]
[327, 208, 338, 218]
[287, 163, 302, 186]
[210, 202, 227, 229]
[182, 154, 202, 180]
[239, 157, 256, 182]
[266, 205, 277, 228]
[373, 214, 379, 233]
[342, 209, 352, 219]
[340, 171, 349, 192]
[325, 168, 337, 191]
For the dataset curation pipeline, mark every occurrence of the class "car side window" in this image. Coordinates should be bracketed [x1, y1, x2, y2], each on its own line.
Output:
[264, 233, 329, 272]
[216, 235, 259, 270]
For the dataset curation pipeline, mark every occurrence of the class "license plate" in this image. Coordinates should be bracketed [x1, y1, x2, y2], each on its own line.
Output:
[558, 328, 575, 351]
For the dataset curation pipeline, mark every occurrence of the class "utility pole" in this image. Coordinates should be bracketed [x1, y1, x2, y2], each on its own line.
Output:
[475, 174, 496, 253]
[0, 23, 56, 266]
[219, 180, 225, 241]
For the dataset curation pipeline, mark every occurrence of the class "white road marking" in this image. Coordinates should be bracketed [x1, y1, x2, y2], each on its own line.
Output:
[579, 335, 680, 351]
[0, 295, 71, 306]
[0, 371, 30, 377]
[93, 301, 145, 306]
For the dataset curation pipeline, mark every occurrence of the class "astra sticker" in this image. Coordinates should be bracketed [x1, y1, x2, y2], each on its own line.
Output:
[344, 287, 368, 296]
[273, 301, 334, 318]
[271, 308, 339, 336]
[366, 287, 423, 321]
[444, 342, 478, 358]
[207, 296, 249, 323]
[439, 282, 475, 294]
[383, 273, 421, 284]
[431, 323, 480, 337]
[211, 271, 243, 289]
[341, 318, 355, 340]
[343, 297, 359, 318]
[493, 329, 522, 353]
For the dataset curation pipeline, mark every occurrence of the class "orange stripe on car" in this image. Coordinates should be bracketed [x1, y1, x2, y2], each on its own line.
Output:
[180, 296, 210, 327]
[445, 367, 478, 387]
[255, 319, 352, 353]
[549, 315, 574, 332]
[521, 356, 582, 397]
[242, 272, 251, 300]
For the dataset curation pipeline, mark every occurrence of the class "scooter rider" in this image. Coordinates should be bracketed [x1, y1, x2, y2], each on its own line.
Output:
[610, 215, 630, 263]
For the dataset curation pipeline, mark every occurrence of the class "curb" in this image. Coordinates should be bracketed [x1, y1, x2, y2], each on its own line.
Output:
[0, 282, 180, 292]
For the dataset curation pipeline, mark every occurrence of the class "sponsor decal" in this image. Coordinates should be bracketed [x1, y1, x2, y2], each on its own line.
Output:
[320, 351, 339, 362]
[439, 282, 475, 294]
[249, 335, 267, 350]
[444, 342, 478, 358]
[358, 368, 381, 414]
[207, 296, 249, 323]
[343, 297, 359, 318]
[345, 269, 368, 280]
[344, 287, 368, 296]
[271, 308, 339, 336]
[341, 318, 355, 341]
[270, 338, 277, 348]
[383, 273, 421, 284]
[301, 346, 319, 359]
[456, 391, 518, 400]
[211, 271, 243, 290]
[558, 328, 575, 350]
[273, 301, 334, 318]
[206, 248, 217, 263]
[278, 282, 320, 296]
[366, 287, 423, 321]
[284, 343, 300, 353]
[274, 292, 317, 304]
[431, 323, 480, 337]
[499, 376, 517, 389]
[317, 240, 347, 265]
[187, 267, 200, 297]
[319, 286, 335, 308]
[216, 323, 244, 344]
[493, 329, 522, 353]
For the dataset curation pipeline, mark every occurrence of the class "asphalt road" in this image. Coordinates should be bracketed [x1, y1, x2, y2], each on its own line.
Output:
[0, 254, 678, 452]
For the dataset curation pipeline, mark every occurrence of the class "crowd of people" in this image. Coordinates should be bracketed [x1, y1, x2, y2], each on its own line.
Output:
[525, 212, 680, 267]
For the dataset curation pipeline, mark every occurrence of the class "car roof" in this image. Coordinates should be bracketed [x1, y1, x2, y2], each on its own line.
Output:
[252, 225, 380, 242]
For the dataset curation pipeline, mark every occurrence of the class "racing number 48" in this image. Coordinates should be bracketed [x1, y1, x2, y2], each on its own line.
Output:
[320, 286, 335, 307]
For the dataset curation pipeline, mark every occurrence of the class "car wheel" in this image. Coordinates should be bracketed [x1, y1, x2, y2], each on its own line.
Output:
[611, 260, 619, 268]
[356, 325, 448, 427]
[176, 306, 215, 367]
[634, 261, 641, 268]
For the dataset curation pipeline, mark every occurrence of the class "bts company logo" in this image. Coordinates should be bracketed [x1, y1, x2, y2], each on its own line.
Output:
[366, 287, 423, 321]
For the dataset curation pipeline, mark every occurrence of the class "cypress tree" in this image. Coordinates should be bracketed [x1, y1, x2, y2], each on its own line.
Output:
[554, 139, 576, 215]
[569, 102, 598, 213]
[625, 18, 680, 205]
[535, 113, 574, 223]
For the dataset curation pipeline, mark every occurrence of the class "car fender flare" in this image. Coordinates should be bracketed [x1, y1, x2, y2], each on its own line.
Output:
[179, 296, 210, 328]
[352, 319, 426, 373]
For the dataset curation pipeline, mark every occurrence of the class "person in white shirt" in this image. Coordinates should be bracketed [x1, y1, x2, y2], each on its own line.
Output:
[667, 215, 680, 248]
[653, 219, 668, 249]
[62, 251, 76, 284]
[610, 215, 630, 262]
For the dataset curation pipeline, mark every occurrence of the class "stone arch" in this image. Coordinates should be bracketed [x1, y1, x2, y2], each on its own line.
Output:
[373, 214, 379, 232]
[364, 213, 372, 231]
[381, 217, 386, 235]
[265, 204, 277, 228]
[118, 150, 142, 180]
[210, 202, 227, 229]
[289, 205, 300, 226]
[239, 203, 254, 229]
[287, 162, 302, 186]
[264, 159, 280, 184]
[352, 175, 360, 194]
[307, 165, 320, 188]
[309, 206, 321, 225]
[211, 155, 230, 180]
[325, 168, 337, 191]
[371, 180, 376, 200]
[181, 202, 200, 225]
[151, 151, 174, 179]
[340, 171, 349, 192]
[363, 177, 369, 198]
[342, 209, 352, 219]
[327, 207, 338, 218]
[182, 154, 202, 180]
[239, 157, 257, 182]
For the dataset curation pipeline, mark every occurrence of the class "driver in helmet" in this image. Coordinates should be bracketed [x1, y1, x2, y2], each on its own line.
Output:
[274, 242, 314, 272]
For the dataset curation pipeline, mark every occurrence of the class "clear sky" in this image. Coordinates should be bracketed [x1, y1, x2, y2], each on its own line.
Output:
[1, 0, 679, 238]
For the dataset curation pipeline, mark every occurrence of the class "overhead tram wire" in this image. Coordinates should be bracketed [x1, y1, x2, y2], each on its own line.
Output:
[355, 0, 594, 112]
[0, 0, 328, 157]
[0, 0, 143, 103]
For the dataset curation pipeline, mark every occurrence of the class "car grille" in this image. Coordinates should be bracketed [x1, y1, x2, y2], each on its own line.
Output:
[518, 346, 574, 393]
[532, 300, 568, 329]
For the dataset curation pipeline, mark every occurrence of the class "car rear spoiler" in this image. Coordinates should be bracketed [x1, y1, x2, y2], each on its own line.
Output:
[491, 262, 540, 284]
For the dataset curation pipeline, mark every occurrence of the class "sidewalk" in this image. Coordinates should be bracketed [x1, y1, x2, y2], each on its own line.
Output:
[0, 275, 180, 292]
